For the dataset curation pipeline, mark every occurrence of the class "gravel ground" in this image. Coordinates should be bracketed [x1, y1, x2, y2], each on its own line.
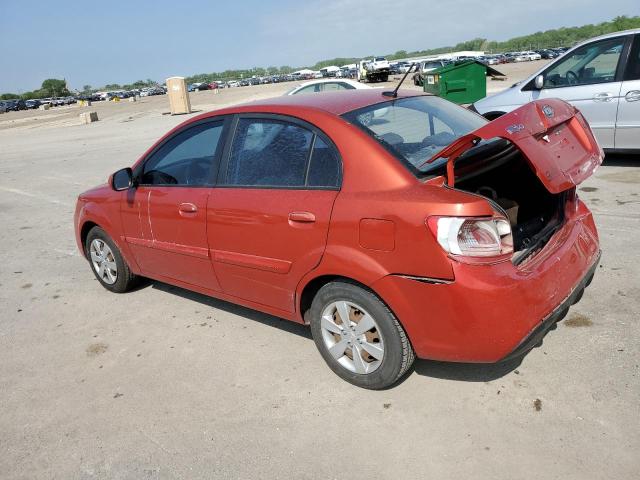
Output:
[1, 58, 638, 480]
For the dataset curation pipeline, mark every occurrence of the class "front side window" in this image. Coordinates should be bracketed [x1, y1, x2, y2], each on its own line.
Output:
[140, 122, 223, 185]
[224, 118, 341, 188]
[543, 37, 626, 88]
[343, 96, 486, 176]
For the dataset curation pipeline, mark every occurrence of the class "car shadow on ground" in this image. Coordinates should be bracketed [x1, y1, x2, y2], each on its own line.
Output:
[411, 356, 522, 383]
[147, 279, 527, 384]
[149, 280, 312, 340]
[602, 153, 640, 167]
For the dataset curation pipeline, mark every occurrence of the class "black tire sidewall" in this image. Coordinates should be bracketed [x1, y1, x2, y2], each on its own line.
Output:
[309, 282, 409, 389]
[85, 227, 132, 293]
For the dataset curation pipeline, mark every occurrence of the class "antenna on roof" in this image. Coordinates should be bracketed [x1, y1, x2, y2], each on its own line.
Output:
[382, 62, 416, 98]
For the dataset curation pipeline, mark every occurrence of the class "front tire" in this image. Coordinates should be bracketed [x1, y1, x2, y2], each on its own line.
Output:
[85, 226, 138, 293]
[310, 281, 415, 389]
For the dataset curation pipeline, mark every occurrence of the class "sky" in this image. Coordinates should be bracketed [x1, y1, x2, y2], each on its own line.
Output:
[1, 0, 638, 92]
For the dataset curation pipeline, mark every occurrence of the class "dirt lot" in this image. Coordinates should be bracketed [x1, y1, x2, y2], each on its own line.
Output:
[1, 59, 639, 479]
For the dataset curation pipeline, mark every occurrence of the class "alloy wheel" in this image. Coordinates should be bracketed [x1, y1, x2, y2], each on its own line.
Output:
[320, 300, 385, 374]
[89, 239, 117, 285]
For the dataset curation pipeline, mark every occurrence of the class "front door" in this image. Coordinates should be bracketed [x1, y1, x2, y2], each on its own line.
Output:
[208, 116, 342, 313]
[532, 35, 629, 149]
[121, 119, 226, 290]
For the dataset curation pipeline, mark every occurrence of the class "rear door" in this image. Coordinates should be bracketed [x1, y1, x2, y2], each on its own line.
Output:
[532, 35, 630, 149]
[208, 115, 341, 313]
[121, 119, 226, 290]
[615, 34, 640, 149]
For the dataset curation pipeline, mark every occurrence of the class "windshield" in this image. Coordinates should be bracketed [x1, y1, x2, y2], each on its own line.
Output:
[342, 96, 487, 176]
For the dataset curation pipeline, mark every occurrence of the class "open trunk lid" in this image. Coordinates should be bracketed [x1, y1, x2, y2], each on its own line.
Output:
[423, 99, 604, 193]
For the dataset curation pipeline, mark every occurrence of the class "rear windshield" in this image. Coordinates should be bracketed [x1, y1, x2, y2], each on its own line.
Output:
[342, 96, 487, 176]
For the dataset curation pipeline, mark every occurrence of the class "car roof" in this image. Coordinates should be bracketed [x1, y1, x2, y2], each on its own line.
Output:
[232, 89, 427, 116]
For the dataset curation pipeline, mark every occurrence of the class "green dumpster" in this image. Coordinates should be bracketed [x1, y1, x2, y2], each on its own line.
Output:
[423, 60, 504, 104]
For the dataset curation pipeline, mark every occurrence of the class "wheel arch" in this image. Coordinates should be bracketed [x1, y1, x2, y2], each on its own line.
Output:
[80, 220, 99, 255]
[298, 274, 393, 327]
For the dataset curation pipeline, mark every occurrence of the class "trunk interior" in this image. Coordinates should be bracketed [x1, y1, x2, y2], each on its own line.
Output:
[453, 139, 567, 261]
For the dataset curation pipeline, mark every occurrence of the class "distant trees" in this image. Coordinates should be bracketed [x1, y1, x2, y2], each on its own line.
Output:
[41, 79, 70, 97]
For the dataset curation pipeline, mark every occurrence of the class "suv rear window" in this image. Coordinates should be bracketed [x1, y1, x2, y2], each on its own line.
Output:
[342, 96, 486, 176]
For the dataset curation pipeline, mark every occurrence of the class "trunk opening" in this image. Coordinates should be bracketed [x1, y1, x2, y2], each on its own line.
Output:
[453, 139, 566, 263]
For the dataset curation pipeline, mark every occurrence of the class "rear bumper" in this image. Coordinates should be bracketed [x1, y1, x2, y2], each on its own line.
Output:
[372, 200, 600, 362]
[500, 249, 599, 362]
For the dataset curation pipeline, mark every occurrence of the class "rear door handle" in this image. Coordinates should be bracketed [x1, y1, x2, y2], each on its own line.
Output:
[625, 90, 640, 102]
[593, 92, 614, 102]
[288, 211, 316, 223]
[179, 202, 198, 213]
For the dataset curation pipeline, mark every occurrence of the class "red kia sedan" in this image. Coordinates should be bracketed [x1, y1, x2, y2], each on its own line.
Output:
[74, 90, 602, 389]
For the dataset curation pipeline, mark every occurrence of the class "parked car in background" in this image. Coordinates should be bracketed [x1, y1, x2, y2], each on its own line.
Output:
[4, 99, 27, 111]
[286, 78, 372, 95]
[0, 101, 8, 113]
[472, 29, 640, 151]
[477, 55, 499, 65]
[75, 89, 601, 389]
[536, 49, 559, 59]
[25, 99, 41, 109]
[413, 60, 448, 86]
[520, 51, 542, 61]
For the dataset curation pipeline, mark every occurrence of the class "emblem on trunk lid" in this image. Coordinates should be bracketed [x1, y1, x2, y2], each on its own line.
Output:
[506, 124, 525, 134]
[542, 105, 554, 118]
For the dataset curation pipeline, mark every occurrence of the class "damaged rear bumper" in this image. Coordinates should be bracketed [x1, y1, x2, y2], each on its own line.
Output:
[371, 200, 600, 362]
[500, 249, 600, 362]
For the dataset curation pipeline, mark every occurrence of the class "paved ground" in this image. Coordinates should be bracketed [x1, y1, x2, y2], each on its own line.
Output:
[1, 65, 638, 479]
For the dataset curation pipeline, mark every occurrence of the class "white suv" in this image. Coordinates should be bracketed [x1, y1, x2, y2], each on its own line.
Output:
[472, 29, 640, 151]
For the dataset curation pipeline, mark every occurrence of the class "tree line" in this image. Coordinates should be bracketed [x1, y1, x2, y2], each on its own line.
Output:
[2, 15, 638, 100]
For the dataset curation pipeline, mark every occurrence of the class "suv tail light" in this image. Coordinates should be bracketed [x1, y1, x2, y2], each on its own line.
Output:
[427, 216, 513, 257]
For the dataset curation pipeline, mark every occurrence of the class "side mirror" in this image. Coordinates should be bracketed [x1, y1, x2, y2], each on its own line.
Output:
[111, 167, 133, 191]
[534, 74, 544, 89]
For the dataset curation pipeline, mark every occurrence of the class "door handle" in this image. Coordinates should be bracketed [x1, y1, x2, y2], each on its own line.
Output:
[625, 90, 640, 102]
[593, 92, 613, 102]
[179, 202, 198, 213]
[288, 211, 316, 223]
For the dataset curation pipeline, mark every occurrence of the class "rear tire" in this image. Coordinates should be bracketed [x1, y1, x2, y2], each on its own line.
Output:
[310, 281, 414, 389]
[85, 226, 138, 293]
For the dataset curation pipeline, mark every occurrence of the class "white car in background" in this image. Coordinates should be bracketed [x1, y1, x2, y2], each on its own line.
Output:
[521, 51, 542, 61]
[471, 29, 640, 151]
[285, 78, 372, 95]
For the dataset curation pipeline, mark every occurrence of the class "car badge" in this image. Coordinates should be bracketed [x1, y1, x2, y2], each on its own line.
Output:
[542, 105, 554, 118]
[506, 123, 525, 134]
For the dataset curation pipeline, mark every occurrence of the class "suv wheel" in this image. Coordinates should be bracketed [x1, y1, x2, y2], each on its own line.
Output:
[310, 281, 415, 389]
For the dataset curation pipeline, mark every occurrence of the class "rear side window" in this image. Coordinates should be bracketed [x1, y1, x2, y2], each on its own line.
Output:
[223, 118, 341, 188]
[293, 84, 320, 95]
[308, 137, 340, 187]
[323, 82, 355, 91]
[140, 122, 223, 186]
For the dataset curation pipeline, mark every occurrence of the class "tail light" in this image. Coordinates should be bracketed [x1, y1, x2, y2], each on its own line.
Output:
[427, 216, 513, 257]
